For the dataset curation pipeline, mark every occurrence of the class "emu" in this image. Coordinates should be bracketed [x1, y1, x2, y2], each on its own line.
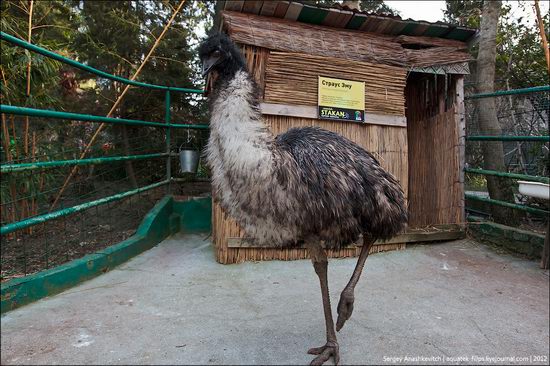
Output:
[199, 33, 407, 366]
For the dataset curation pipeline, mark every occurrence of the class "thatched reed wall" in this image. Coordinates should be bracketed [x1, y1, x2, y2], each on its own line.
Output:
[406, 73, 465, 227]
[212, 43, 409, 264]
[265, 52, 406, 116]
[213, 204, 406, 265]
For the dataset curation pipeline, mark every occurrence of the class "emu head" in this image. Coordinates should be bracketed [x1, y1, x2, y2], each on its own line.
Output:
[199, 33, 246, 77]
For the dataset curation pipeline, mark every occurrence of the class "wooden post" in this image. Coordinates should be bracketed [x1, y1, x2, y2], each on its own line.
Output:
[456, 76, 466, 223]
[541, 221, 549, 270]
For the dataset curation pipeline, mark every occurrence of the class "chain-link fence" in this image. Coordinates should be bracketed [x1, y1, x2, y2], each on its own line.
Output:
[0, 32, 210, 282]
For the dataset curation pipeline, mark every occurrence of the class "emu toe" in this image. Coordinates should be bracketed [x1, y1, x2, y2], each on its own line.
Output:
[308, 341, 340, 365]
[336, 291, 354, 331]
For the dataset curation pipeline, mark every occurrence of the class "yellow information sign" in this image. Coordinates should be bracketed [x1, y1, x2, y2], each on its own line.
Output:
[318, 76, 365, 122]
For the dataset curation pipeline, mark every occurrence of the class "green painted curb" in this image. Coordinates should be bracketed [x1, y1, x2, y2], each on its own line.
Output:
[1, 195, 212, 314]
[175, 196, 212, 232]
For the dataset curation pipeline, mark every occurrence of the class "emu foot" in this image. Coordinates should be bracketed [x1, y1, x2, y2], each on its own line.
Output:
[307, 341, 340, 365]
[336, 291, 354, 331]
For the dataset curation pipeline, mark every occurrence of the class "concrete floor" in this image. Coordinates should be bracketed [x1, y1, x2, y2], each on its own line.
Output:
[1, 234, 549, 365]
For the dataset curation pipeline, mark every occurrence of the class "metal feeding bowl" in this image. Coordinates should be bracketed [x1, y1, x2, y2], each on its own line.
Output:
[178, 129, 200, 174]
[179, 148, 199, 174]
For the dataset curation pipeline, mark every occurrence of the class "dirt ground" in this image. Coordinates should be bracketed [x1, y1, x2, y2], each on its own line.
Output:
[0, 181, 210, 282]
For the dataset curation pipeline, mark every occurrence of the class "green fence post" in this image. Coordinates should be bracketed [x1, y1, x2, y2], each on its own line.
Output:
[165, 90, 171, 193]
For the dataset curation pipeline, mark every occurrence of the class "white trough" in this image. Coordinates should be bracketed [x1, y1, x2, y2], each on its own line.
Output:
[517, 180, 550, 200]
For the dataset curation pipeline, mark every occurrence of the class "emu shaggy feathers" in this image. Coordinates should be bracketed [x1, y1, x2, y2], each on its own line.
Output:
[205, 70, 407, 249]
[201, 34, 407, 250]
[274, 126, 407, 246]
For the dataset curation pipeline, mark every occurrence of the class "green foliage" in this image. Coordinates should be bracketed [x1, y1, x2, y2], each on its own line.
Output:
[359, 0, 398, 15]
[0, 0, 76, 108]
[465, 172, 488, 191]
[294, 0, 399, 15]
[70, 0, 212, 122]
[1, 0, 214, 220]
[496, 7, 550, 89]
[443, 0, 482, 28]
[445, 0, 549, 89]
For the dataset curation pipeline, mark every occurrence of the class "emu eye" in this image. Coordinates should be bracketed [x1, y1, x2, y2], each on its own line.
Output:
[212, 50, 221, 57]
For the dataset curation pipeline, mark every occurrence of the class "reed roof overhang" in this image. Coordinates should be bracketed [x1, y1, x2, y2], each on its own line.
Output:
[219, 1, 477, 73]
[221, 1, 477, 42]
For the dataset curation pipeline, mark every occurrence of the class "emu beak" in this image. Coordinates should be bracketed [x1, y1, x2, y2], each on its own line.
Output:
[202, 54, 221, 76]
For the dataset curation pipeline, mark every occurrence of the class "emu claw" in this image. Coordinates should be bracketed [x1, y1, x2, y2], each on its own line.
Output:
[308, 341, 340, 365]
[336, 291, 354, 331]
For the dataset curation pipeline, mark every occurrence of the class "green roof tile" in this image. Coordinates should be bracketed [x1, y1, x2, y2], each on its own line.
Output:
[423, 25, 449, 37]
[401, 23, 418, 35]
[444, 27, 474, 41]
[297, 5, 328, 25]
[346, 14, 366, 29]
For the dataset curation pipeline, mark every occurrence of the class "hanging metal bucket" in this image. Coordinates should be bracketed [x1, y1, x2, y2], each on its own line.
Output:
[179, 149, 199, 174]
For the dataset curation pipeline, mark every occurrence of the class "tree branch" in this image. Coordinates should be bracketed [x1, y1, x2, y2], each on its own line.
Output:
[533, 0, 550, 75]
[50, 0, 188, 211]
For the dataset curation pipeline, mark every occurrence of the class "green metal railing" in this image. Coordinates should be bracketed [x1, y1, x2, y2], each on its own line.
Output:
[0, 31, 208, 236]
[0, 31, 203, 94]
[0, 105, 209, 130]
[465, 86, 549, 217]
[465, 194, 548, 216]
[465, 85, 550, 100]
[464, 168, 549, 184]
[0, 153, 168, 173]
[0, 180, 170, 236]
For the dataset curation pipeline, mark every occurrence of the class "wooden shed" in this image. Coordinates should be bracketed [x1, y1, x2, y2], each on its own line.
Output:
[209, 1, 477, 264]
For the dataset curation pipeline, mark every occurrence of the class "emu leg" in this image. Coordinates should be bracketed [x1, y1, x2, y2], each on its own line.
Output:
[306, 242, 339, 366]
[336, 236, 375, 331]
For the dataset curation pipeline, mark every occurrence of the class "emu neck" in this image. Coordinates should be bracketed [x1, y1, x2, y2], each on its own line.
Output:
[210, 70, 274, 173]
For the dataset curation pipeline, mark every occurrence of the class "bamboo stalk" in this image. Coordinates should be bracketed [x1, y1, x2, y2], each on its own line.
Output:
[24, 0, 33, 156]
[8, 184, 18, 233]
[5, 117, 19, 229]
[8, 115, 32, 232]
[23, 119, 29, 155]
[1, 114, 17, 237]
[21, 0, 35, 233]
[9, 116, 19, 160]
[1, 73, 17, 238]
[1, 114, 12, 162]
[49, 0, 186, 211]
[26, 0, 33, 97]
[534, 0, 550, 75]
[30, 131, 37, 218]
